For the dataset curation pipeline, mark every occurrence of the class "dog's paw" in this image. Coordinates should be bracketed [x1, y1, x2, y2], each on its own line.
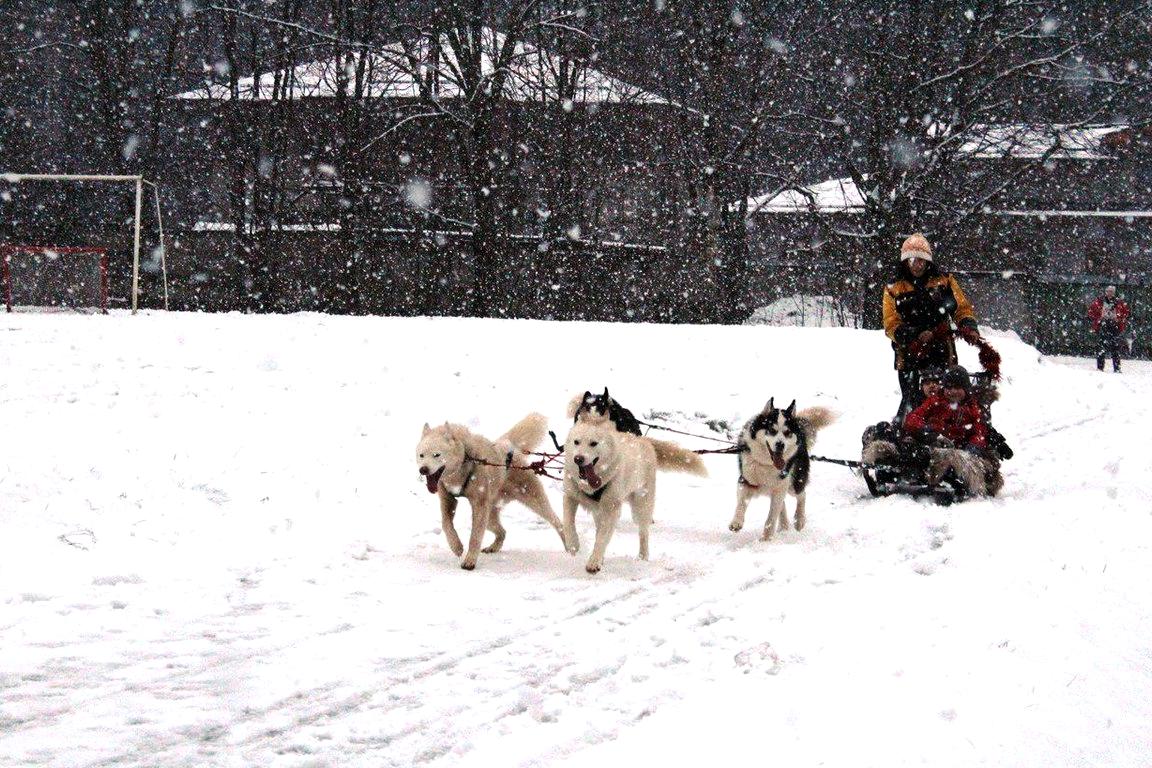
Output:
[449, 542, 464, 557]
[728, 521, 743, 532]
[794, 515, 806, 532]
[562, 530, 580, 554]
[481, 544, 499, 554]
[760, 529, 774, 542]
[585, 562, 602, 574]
[460, 560, 477, 571]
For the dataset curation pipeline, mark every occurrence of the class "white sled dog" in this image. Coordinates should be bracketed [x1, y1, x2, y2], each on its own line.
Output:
[416, 413, 569, 570]
[729, 398, 836, 540]
[563, 421, 707, 574]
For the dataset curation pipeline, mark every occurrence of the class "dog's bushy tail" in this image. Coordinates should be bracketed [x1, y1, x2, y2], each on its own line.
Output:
[565, 393, 585, 420]
[647, 438, 708, 476]
[503, 413, 548, 455]
[797, 406, 836, 447]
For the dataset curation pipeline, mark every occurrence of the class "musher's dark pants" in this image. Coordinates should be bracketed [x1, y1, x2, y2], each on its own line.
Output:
[895, 369, 924, 423]
[1096, 324, 1123, 372]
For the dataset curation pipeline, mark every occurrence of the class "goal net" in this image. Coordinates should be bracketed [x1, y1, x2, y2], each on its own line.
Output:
[2, 245, 109, 313]
[1, 173, 169, 313]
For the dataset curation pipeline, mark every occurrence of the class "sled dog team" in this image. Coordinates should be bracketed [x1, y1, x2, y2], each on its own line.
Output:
[416, 390, 835, 573]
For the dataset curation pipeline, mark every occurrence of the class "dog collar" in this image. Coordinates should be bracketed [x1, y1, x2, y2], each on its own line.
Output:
[779, 455, 796, 480]
[581, 483, 609, 502]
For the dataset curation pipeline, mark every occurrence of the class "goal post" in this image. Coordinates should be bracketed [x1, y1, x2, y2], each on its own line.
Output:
[2, 245, 109, 313]
[0, 173, 169, 313]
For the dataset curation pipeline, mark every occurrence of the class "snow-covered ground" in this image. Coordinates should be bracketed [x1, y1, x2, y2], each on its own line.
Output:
[2, 312, 1150, 768]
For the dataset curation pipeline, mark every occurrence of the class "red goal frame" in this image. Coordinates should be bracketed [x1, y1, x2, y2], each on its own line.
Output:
[1, 244, 109, 314]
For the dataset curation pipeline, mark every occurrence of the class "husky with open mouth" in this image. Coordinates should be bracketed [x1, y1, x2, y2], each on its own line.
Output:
[563, 421, 707, 574]
[729, 399, 836, 541]
[416, 413, 570, 570]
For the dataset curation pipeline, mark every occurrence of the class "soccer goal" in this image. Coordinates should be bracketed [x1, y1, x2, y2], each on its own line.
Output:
[0, 173, 168, 313]
[2, 245, 109, 313]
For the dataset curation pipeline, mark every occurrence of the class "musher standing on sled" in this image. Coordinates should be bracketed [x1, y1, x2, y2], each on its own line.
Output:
[882, 233, 981, 423]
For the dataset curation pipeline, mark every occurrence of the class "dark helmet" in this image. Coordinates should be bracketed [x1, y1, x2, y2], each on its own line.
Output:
[941, 365, 971, 391]
[920, 367, 944, 384]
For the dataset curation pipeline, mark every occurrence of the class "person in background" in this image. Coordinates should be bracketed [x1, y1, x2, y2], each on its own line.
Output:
[1087, 285, 1130, 373]
[882, 234, 981, 422]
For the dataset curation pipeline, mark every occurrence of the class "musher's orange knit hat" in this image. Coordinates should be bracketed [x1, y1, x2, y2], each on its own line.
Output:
[900, 233, 933, 262]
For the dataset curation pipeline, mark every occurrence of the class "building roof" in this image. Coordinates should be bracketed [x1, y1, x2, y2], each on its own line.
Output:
[173, 28, 667, 105]
[944, 123, 1124, 160]
[190, 221, 668, 252]
[746, 177, 866, 214]
[745, 124, 1130, 215]
[746, 174, 1152, 218]
[746, 175, 1152, 217]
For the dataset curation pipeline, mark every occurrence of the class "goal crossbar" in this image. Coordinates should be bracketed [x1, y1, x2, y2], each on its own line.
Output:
[0, 173, 169, 313]
[1, 244, 109, 313]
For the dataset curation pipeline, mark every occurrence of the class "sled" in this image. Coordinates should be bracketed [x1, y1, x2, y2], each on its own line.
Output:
[860, 457, 969, 507]
[857, 368, 1010, 505]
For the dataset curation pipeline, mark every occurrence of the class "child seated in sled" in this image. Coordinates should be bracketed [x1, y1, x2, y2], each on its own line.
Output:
[902, 365, 1003, 496]
[861, 368, 944, 474]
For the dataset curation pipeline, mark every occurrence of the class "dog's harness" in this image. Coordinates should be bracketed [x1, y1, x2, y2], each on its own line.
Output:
[445, 460, 477, 498]
[737, 451, 761, 489]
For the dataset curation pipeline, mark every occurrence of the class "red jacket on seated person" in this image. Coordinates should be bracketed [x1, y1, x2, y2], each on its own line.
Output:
[903, 393, 988, 450]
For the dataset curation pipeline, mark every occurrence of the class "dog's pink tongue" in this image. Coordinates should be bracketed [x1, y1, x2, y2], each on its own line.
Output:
[770, 450, 786, 471]
[578, 464, 602, 489]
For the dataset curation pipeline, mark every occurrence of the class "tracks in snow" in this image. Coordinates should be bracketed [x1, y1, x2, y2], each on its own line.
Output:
[81, 519, 948, 767]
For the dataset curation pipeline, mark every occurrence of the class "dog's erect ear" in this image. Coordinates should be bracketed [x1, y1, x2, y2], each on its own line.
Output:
[422, 423, 431, 435]
[764, 397, 775, 413]
[785, 400, 796, 416]
[602, 387, 610, 400]
[583, 390, 593, 402]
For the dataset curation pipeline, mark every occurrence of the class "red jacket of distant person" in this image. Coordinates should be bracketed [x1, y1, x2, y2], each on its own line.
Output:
[1087, 294, 1130, 334]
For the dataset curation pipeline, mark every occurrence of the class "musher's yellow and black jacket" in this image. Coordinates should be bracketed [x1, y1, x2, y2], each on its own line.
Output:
[882, 265, 977, 371]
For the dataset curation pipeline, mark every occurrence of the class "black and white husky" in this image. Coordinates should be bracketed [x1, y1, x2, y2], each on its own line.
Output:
[729, 398, 836, 541]
[567, 388, 643, 435]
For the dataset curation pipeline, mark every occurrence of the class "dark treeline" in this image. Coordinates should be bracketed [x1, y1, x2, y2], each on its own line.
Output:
[1, 0, 1149, 323]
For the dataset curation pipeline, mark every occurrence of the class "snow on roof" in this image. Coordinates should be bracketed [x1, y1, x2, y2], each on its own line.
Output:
[745, 124, 1129, 215]
[173, 29, 667, 106]
[190, 221, 668, 251]
[192, 222, 341, 232]
[746, 177, 866, 214]
[745, 178, 1152, 218]
[946, 123, 1124, 160]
